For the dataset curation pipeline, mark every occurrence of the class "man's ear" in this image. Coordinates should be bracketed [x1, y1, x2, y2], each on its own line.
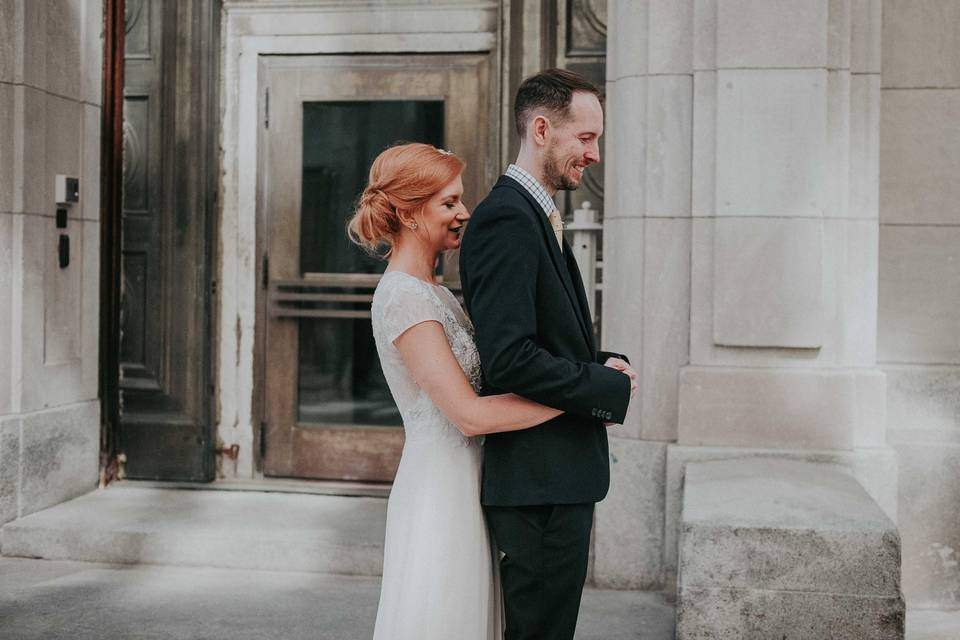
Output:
[531, 115, 550, 146]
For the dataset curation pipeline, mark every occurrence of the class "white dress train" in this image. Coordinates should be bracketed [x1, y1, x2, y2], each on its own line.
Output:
[370, 270, 503, 640]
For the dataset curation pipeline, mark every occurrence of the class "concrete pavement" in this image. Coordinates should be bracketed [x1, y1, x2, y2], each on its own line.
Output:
[0, 557, 676, 639]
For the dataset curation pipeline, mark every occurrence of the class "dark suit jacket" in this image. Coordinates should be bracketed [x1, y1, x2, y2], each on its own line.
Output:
[459, 175, 631, 506]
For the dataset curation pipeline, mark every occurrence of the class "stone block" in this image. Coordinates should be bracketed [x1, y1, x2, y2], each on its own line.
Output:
[601, 217, 644, 438]
[0, 84, 13, 213]
[851, 0, 882, 74]
[18, 213, 94, 412]
[878, 225, 960, 364]
[0, 214, 12, 415]
[82, 0, 104, 106]
[692, 0, 717, 70]
[21, 0, 46, 89]
[677, 586, 904, 639]
[19, 86, 46, 216]
[18, 401, 99, 518]
[649, 0, 693, 74]
[717, 0, 829, 69]
[2, 486, 387, 576]
[691, 71, 715, 216]
[880, 90, 960, 226]
[45, 93, 84, 219]
[664, 444, 899, 582]
[826, 0, 851, 70]
[893, 442, 960, 608]
[607, 0, 648, 81]
[678, 366, 885, 449]
[677, 458, 904, 639]
[713, 217, 823, 348]
[81, 104, 101, 221]
[0, 417, 20, 525]
[0, 0, 17, 83]
[850, 74, 881, 219]
[645, 75, 692, 217]
[42, 217, 83, 365]
[639, 219, 690, 442]
[716, 70, 828, 217]
[830, 218, 880, 366]
[881, 0, 960, 89]
[824, 70, 851, 220]
[885, 365, 960, 442]
[680, 459, 900, 594]
[603, 76, 646, 220]
[44, 0, 84, 101]
[593, 438, 667, 589]
[79, 220, 100, 400]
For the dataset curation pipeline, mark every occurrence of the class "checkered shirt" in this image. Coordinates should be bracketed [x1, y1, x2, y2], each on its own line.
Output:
[505, 164, 557, 218]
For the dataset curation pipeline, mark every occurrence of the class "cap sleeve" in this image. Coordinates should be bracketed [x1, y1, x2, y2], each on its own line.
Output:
[374, 276, 445, 346]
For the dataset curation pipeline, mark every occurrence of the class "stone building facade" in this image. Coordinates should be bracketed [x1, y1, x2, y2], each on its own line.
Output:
[0, 0, 958, 616]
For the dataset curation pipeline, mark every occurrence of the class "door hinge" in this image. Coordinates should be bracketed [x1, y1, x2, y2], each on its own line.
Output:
[261, 253, 269, 289]
[264, 88, 270, 128]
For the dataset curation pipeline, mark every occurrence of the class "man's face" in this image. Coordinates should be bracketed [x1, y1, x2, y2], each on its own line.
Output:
[542, 91, 603, 192]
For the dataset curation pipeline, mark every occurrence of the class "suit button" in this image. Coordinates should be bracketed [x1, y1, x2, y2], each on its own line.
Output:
[605, 411, 612, 420]
[591, 408, 597, 417]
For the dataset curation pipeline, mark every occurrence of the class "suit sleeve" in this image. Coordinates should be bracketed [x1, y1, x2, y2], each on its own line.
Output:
[460, 204, 631, 424]
[597, 351, 630, 365]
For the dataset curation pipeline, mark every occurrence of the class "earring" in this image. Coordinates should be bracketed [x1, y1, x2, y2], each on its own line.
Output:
[410, 222, 419, 230]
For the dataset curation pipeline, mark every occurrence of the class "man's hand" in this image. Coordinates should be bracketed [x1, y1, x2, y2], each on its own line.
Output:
[604, 357, 638, 399]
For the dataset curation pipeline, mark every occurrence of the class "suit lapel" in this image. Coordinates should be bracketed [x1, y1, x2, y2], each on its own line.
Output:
[497, 177, 595, 351]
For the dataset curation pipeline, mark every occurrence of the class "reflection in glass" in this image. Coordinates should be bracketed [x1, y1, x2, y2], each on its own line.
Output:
[297, 101, 444, 426]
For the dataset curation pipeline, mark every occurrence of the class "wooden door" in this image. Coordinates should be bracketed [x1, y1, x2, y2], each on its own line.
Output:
[117, 0, 217, 480]
[258, 55, 495, 481]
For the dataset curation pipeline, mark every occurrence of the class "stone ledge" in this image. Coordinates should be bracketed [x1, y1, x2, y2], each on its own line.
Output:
[677, 458, 905, 639]
[677, 586, 904, 639]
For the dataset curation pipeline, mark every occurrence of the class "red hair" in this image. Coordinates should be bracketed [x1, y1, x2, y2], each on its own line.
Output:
[348, 143, 465, 256]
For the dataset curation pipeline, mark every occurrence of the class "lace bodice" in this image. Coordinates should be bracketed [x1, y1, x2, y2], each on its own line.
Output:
[371, 271, 482, 447]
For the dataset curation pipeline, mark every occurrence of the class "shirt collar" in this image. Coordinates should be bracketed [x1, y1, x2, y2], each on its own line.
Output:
[505, 164, 557, 217]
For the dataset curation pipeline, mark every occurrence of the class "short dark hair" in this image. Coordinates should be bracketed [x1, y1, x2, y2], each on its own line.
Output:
[514, 68, 602, 138]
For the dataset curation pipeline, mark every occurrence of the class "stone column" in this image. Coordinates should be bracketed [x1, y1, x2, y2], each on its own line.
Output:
[599, 0, 892, 590]
[0, 0, 103, 525]
[595, 0, 694, 589]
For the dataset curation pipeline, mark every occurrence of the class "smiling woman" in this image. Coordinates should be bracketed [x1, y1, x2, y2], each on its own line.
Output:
[348, 143, 467, 262]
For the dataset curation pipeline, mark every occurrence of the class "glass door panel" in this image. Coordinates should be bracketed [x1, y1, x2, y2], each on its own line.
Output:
[297, 101, 443, 430]
[260, 54, 493, 482]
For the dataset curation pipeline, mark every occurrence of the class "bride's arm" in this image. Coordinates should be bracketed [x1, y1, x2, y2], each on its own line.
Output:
[394, 320, 562, 437]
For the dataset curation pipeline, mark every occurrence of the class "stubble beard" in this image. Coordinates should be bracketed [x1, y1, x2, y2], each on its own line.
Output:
[543, 145, 580, 192]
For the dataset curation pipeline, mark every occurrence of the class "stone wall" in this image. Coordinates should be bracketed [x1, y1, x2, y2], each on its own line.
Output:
[879, 0, 960, 609]
[597, 0, 892, 591]
[0, 0, 103, 525]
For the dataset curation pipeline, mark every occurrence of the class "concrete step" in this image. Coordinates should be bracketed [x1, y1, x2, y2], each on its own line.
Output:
[677, 458, 905, 639]
[0, 484, 387, 575]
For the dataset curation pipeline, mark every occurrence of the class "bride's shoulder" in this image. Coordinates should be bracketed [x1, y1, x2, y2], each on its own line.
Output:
[372, 271, 435, 313]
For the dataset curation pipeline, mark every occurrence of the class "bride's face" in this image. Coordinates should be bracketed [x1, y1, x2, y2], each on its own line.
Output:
[417, 174, 470, 253]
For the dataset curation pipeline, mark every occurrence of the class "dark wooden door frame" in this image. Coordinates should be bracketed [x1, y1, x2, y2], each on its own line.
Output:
[99, 0, 124, 485]
[100, 0, 220, 482]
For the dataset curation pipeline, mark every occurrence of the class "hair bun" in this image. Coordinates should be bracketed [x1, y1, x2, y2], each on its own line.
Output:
[347, 143, 465, 257]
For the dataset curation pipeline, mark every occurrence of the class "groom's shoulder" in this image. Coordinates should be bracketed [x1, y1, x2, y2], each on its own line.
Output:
[474, 176, 537, 220]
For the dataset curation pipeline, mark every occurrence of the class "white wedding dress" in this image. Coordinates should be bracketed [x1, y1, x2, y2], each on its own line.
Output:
[370, 270, 503, 640]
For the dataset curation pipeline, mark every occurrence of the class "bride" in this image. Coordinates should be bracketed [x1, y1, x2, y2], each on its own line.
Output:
[348, 143, 561, 639]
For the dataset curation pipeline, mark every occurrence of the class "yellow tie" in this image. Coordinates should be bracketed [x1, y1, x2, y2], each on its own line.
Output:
[548, 209, 564, 252]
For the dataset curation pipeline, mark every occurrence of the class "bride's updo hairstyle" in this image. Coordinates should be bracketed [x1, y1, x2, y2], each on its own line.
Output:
[348, 142, 465, 256]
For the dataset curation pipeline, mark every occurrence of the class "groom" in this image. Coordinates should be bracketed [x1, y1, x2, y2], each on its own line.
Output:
[459, 69, 637, 639]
